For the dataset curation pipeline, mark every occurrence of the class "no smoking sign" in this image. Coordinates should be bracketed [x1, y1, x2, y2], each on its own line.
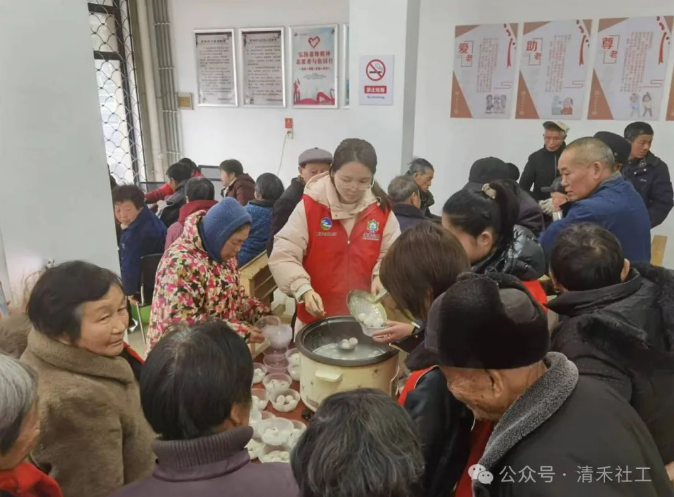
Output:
[360, 54, 394, 105]
[366, 59, 386, 81]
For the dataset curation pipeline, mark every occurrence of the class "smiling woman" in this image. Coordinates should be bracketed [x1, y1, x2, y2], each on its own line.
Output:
[21, 261, 154, 497]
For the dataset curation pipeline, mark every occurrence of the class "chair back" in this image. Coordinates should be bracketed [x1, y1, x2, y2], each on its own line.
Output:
[140, 253, 163, 305]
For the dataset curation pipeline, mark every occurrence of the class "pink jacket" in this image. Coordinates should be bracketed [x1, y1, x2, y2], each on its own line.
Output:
[148, 211, 269, 351]
[268, 173, 400, 299]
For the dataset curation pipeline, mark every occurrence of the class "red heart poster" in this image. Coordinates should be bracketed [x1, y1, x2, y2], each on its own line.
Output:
[291, 25, 338, 107]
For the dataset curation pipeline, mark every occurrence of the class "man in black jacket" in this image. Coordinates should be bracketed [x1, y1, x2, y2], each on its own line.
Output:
[548, 222, 674, 479]
[519, 121, 568, 202]
[267, 147, 331, 255]
[158, 162, 192, 228]
[388, 176, 427, 231]
[407, 272, 673, 497]
[623, 121, 673, 228]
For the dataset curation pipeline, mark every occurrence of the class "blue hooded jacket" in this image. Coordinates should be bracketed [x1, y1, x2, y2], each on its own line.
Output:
[119, 206, 167, 295]
[238, 200, 274, 267]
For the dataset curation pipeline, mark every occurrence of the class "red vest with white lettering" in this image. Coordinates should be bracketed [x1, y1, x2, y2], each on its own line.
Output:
[297, 195, 389, 325]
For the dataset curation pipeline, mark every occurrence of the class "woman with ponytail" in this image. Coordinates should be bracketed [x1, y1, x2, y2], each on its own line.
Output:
[269, 138, 400, 328]
[442, 180, 548, 305]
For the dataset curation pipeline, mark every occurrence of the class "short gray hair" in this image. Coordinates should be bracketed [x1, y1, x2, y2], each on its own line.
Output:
[564, 137, 615, 170]
[0, 355, 38, 454]
[291, 389, 424, 497]
[407, 158, 434, 175]
[388, 176, 420, 203]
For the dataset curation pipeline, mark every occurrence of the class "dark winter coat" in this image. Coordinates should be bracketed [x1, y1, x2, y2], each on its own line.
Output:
[119, 206, 167, 296]
[419, 189, 440, 219]
[547, 263, 674, 464]
[159, 181, 188, 228]
[540, 174, 651, 263]
[267, 177, 305, 255]
[519, 143, 566, 201]
[225, 173, 256, 206]
[623, 152, 673, 228]
[109, 427, 298, 497]
[472, 353, 673, 497]
[238, 200, 274, 267]
[515, 188, 545, 236]
[473, 225, 546, 281]
[404, 368, 473, 497]
[392, 202, 428, 231]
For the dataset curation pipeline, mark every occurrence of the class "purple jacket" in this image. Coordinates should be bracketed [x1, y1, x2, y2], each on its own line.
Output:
[108, 427, 298, 497]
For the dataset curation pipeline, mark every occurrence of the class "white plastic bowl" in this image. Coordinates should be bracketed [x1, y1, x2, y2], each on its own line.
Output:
[286, 420, 307, 450]
[263, 372, 292, 394]
[259, 417, 294, 446]
[252, 364, 268, 384]
[259, 445, 291, 463]
[251, 388, 269, 411]
[270, 388, 300, 413]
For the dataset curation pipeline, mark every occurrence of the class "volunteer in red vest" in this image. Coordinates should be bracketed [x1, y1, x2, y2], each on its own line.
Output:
[269, 138, 400, 328]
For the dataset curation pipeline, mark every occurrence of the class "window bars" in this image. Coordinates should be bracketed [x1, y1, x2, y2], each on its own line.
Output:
[88, 0, 146, 185]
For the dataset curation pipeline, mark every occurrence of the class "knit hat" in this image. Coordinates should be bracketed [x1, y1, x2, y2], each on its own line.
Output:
[199, 198, 252, 262]
[407, 272, 549, 371]
[298, 148, 333, 167]
[467, 157, 510, 185]
[594, 131, 631, 166]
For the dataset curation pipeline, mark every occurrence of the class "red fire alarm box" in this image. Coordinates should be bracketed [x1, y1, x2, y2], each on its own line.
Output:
[285, 118, 294, 130]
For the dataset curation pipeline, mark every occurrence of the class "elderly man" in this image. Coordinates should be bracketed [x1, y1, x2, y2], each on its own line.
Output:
[406, 158, 438, 219]
[388, 176, 427, 231]
[547, 223, 674, 478]
[624, 121, 674, 228]
[519, 121, 569, 201]
[539, 137, 651, 262]
[427, 272, 673, 497]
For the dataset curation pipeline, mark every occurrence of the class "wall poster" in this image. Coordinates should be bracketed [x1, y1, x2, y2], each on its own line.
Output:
[240, 28, 286, 107]
[517, 20, 592, 120]
[343, 24, 350, 107]
[588, 16, 672, 120]
[194, 29, 237, 106]
[451, 23, 518, 119]
[291, 24, 338, 108]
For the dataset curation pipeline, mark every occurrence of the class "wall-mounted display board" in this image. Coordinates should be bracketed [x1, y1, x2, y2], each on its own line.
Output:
[588, 16, 672, 120]
[451, 23, 518, 119]
[516, 20, 592, 120]
[194, 29, 237, 106]
[291, 24, 338, 108]
[240, 28, 286, 107]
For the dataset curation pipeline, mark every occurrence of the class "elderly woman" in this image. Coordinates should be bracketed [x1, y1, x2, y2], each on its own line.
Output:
[110, 320, 298, 497]
[21, 261, 154, 497]
[0, 355, 63, 497]
[148, 198, 269, 351]
[291, 389, 424, 497]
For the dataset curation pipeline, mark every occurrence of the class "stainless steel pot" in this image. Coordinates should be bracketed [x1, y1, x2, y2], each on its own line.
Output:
[295, 316, 399, 411]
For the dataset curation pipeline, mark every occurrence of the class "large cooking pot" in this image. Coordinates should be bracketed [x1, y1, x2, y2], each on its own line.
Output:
[295, 316, 399, 411]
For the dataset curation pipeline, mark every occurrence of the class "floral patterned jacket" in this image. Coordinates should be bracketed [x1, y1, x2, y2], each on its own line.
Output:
[147, 211, 269, 351]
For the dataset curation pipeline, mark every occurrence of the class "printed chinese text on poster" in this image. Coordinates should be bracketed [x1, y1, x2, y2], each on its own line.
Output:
[589, 16, 672, 121]
[452, 24, 518, 119]
[291, 25, 338, 108]
[195, 30, 237, 106]
[241, 28, 285, 107]
[517, 20, 592, 120]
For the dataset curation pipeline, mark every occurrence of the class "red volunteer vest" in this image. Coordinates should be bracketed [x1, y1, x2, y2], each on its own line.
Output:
[297, 196, 388, 324]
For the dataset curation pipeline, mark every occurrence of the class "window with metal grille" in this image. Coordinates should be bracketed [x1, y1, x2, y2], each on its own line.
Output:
[88, 0, 146, 185]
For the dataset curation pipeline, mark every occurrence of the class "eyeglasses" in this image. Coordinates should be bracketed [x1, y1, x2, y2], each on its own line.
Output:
[333, 174, 375, 191]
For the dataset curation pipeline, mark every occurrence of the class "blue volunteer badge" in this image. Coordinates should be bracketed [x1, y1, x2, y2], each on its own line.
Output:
[320, 217, 333, 231]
